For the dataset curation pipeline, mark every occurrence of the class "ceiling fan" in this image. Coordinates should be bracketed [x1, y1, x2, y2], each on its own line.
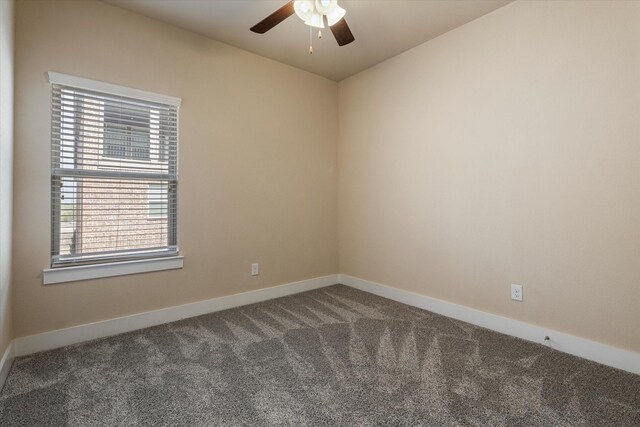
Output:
[250, 0, 355, 52]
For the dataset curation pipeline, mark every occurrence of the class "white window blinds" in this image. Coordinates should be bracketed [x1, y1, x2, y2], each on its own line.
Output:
[50, 74, 180, 268]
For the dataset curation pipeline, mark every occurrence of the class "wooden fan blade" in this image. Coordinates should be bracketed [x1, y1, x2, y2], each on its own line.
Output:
[330, 18, 355, 46]
[250, 1, 295, 34]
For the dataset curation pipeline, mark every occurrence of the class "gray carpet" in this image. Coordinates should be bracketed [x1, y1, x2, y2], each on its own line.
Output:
[0, 285, 638, 426]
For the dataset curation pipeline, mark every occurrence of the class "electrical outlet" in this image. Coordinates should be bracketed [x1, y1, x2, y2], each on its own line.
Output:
[511, 284, 523, 301]
[251, 263, 259, 276]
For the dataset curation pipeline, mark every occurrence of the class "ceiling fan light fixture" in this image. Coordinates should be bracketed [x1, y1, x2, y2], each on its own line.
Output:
[315, 0, 337, 15]
[294, 0, 315, 22]
[326, 5, 346, 26]
[250, 0, 353, 49]
[305, 12, 325, 28]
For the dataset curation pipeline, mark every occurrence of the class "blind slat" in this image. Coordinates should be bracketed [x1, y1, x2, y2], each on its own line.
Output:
[52, 168, 175, 181]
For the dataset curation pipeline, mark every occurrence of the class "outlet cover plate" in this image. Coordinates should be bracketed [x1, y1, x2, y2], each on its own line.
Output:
[511, 284, 523, 301]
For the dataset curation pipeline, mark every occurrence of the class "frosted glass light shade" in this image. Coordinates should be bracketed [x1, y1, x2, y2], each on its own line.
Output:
[326, 5, 346, 26]
[315, 0, 337, 15]
[305, 12, 325, 28]
[294, 0, 315, 22]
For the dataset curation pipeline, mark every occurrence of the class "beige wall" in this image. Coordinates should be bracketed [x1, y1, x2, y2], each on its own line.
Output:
[13, 0, 338, 337]
[339, 1, 640, 352]
[0, 0, 14, 357]
[0, 0, 14, 356]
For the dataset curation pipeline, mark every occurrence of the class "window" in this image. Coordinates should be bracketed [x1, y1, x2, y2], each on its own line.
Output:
[50, 73, 180, 269]
[103, 104, 151, 161]
[148, 184, 168, 219]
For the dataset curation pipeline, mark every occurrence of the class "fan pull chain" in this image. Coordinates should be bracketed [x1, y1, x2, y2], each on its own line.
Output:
[318, 30, 322, 39]
[309, 25, 313, 54]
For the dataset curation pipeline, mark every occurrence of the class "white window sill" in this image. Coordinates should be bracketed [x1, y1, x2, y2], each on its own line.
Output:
[43, 256, 184, 285]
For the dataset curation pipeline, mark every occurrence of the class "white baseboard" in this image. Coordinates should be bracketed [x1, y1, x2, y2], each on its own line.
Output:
[12, 273, 639, 376]
[0, 341, 14, 392]
[14, 274, 339, 357]
[339, 274, 640, 376]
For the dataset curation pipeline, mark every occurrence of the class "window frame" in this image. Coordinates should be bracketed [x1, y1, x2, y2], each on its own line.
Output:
[45, 72, 182, 284]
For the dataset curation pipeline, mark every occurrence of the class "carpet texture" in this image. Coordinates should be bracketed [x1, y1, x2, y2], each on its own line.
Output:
[0, 284, 638, 426]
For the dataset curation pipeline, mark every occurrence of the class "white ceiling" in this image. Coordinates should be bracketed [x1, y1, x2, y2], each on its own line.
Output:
[104, 0, 511, 81]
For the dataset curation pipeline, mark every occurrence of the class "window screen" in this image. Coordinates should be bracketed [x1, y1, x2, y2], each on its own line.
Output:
[51, 82, 178, 267]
